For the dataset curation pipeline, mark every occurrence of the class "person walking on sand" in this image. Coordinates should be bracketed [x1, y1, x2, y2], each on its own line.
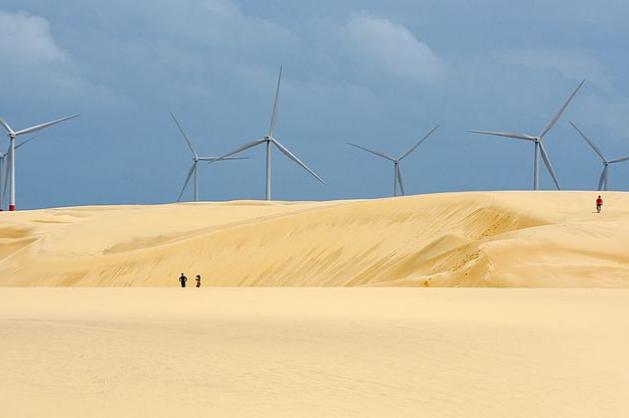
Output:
[596, 195, 603, 213]
[179, 273, 188, 288]
[195, 275, 201, 288]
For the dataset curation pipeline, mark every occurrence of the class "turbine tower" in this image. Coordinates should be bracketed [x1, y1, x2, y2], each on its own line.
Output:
[469, 80, 585, 190]
[570, 121, 629, 191]
[0, 137, 36, 210]
[215, 66, 325, 200]
[347, 125, 440, 196]
[0, 114, 79, 211]
[170, 112, 245, 202]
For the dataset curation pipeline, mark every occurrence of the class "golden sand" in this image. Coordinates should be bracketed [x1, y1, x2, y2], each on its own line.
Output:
[0, 191, 627, 286]
[1, 288, 627, 417]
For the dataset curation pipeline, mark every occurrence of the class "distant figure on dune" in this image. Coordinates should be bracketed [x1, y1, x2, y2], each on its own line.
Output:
[179, 273, 187, 288]
[196, 275, 201, 288]
[596, 195, 603, 213]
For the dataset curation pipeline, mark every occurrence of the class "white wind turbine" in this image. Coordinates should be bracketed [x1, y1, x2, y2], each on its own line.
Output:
[469, 80, 585, 190]
[215, 66, 325, 200]
[347, 125, 440, 196]
[170, 112, 245, 202]
[570, 121, 629, 191]
[0, 114, 79, 211]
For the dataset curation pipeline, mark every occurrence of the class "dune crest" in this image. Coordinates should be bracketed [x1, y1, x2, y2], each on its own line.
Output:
[1, 192, 628, 287]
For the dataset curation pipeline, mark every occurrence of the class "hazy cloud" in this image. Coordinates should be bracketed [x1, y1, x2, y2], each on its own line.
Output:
[339, 12, 446, 84]
[0, 10, 67, 65]
[502, 49, 610, 89]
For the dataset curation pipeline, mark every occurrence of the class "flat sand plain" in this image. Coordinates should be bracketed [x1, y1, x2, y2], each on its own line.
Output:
[1, 191, 629, 286]
[1, 288, 628, 417]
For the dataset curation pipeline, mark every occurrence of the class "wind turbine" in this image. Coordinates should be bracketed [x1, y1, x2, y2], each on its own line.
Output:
[170, 112, 245, 202]
[347, 125, 440, 196]
[469, 80, 585, 190]
[570, 121, 629, 191]
[215, 66, 325, 200]
[0, 114, 79, 211]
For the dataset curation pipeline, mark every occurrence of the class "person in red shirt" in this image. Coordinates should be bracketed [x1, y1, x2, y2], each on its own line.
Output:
[596, 195, 603, 213]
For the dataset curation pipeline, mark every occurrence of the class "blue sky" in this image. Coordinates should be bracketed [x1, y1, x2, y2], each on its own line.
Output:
[1, 0, 629, 208]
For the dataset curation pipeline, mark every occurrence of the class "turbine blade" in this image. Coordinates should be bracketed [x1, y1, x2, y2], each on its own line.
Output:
[215, 139, 266, 161]
[608, 156, 629, 164]
[201, 156, 248, 162]
[0, 118, 14, 134]
[204, 156, 249, 166]
[14, 114, 79, 136]
[268, 66, 282, 137]
[539, 79, 585, 138]
[539, 142, 561, 190]
[170, 112, 198, 158]
[467, 130, 536, 141]
[15, 136, 37, 150]
[396, 165, 406, 195]
[347, 142, 395, 161]
[177, 164, 196, 202]
[272, 138, 325, 184]
[399, 125, 440, 161]
[597, 167, 605, 191]
[569, 121, 606, 162]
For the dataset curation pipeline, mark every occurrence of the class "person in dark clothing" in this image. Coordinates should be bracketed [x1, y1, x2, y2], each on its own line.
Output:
[195, 275, 201, 288]
[596, 195, 603, 213]
[179, 273, 187, 288]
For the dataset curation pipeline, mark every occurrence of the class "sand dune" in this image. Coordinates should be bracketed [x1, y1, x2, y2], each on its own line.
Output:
[1, 191, 628, 286]
[1, 288, 628, 417]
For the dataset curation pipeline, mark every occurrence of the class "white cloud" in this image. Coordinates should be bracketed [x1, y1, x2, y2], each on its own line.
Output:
[0, 10, 68, 65]
[0, 10, 125, 109]
[202, 0, 240, 16]
[339, 12, 446, 84]
[198, 0, 298, 52]
[502, 49, 610, 89]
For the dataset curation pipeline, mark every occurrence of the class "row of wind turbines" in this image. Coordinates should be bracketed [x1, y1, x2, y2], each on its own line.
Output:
[2, 68, 629, 211]
[171, 69, 629, 202]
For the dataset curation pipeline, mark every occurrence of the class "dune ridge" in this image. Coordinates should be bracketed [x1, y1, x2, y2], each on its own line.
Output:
[1, 191, 628, 287]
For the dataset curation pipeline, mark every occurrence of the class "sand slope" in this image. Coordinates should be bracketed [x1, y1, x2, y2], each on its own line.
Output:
[1, 288, 628, 417]
[1, 191, 628, 286]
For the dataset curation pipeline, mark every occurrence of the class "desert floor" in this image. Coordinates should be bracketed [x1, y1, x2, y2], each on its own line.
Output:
[1, 288, 628, 417]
